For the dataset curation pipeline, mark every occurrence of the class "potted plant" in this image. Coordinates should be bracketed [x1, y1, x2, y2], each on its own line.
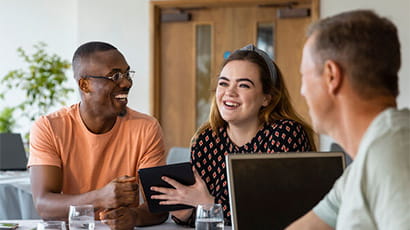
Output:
[0, 42, 74, 169]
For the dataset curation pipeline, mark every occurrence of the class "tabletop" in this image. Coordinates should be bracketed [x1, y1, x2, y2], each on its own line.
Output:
[0, 219, 184, 230]
[0, 218, 232, 230]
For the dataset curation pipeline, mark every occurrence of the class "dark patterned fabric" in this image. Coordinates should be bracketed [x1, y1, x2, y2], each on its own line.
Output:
[191, 119, 312, 225]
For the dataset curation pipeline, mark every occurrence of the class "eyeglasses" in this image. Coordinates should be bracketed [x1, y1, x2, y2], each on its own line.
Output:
[83, 70, 135, 83]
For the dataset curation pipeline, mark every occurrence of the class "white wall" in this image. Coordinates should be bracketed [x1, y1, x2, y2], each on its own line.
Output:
[77, 0, 151, 114]
[0, 0, 409, 138]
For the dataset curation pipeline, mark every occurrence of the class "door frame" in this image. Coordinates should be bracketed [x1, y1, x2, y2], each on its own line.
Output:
[150, 0, 320, 119]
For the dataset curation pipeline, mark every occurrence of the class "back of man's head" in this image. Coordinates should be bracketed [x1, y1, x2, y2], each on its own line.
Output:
[307, 10, 401, 99]
[72, 41, 118, 79]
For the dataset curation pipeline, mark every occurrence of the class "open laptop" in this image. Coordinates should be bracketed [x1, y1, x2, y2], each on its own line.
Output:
[0, 133, 28, 171]
[226, 152, 345, 230]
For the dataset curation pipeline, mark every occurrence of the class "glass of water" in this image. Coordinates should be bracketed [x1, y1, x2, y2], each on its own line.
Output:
[37, 221, 66, 230]
[68, 205, 95, 230]
[195, 203, 224, 230]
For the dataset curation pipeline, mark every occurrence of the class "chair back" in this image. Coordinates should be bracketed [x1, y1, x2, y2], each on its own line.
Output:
[167, 147, 190, 164]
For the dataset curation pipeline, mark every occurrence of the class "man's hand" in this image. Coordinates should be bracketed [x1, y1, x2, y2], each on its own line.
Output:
[97, 175, 139, 209]
[150, 167, 214, 207]
[100, 207, 136, 230]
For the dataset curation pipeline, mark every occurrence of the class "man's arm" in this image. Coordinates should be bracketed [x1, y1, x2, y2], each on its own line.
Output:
[30, 165, 138, 220]
[134, 203, 168, 226]
[286, 211, 333, 230]
[99, 203, 168, 229]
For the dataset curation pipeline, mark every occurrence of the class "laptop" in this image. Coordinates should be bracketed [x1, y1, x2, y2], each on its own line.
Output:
[0, 133, 28, 171]
[226, 152, 345, 230]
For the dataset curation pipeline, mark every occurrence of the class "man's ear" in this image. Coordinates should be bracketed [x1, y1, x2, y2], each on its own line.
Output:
[78, 78, 90, 93]
[323, 60, 343, 95]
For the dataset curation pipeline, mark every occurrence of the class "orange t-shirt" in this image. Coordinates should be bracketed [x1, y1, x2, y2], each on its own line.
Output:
[28, 103, 166, 195]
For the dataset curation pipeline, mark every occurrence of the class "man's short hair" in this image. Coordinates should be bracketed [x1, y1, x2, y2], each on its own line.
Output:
[307, 10, 401, 98]
[72, 41, 118, 78]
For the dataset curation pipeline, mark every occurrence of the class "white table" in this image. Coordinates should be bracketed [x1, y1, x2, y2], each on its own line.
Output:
[0, 172, 231, 229]
[0, 218, 233, 229]
[0, 171, 40, 220]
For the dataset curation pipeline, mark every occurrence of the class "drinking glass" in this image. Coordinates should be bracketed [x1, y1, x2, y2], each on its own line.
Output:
[37, 221, 66, 230]
[68, 205, 95, 230]
[195, 203, 224, 230]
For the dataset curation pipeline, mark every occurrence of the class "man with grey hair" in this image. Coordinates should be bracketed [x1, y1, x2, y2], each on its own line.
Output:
[287, 10, 409, 229]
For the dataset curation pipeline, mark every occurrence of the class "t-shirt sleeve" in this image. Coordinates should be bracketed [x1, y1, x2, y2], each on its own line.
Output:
[313, 166, 350, 228]
[137, 119, 166, 170]
[28, 116, 62, 167]
[365, 130, 410, 229]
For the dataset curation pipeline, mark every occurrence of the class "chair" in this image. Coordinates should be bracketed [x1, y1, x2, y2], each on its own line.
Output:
[330, 142, 353, 166]
[166, 147, 190, 164]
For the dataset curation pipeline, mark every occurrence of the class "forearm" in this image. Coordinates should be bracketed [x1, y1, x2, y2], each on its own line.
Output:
[34, 189, 104, 220]
[132, 203, 168, 226]
[286, 211, 333, 230]
[170, 209, 194, 223]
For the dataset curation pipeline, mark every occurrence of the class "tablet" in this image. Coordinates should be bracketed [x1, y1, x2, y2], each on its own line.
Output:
[138, 162, 195, 213]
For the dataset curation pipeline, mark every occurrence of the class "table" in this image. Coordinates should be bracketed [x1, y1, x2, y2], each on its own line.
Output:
[0, 171, 40, 220]
[0, 218, 232, 229]
[0, 172, 231, 229]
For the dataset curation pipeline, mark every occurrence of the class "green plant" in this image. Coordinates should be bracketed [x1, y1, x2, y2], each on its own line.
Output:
[0, 107, 17, 133]
[0, 42, 74, 137]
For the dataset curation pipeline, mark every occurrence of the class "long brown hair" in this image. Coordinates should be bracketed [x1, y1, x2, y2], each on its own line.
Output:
[194, 50, 317, 151]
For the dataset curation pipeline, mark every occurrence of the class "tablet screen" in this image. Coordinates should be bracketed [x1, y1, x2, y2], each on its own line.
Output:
[138, 162, 195, 213]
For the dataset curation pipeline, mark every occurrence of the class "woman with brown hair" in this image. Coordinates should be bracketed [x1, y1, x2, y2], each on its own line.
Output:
[151, 44, 316, 226]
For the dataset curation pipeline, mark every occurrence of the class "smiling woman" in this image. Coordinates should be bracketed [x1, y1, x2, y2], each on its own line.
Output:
[150, 44, 316, 227]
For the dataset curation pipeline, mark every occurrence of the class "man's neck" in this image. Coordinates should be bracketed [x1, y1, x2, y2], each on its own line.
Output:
[329, 96, 396, 159]
[79, 103, 117, 134]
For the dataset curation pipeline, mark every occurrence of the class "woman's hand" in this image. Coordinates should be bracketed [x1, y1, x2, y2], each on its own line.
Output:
[150, 167, 214, 207]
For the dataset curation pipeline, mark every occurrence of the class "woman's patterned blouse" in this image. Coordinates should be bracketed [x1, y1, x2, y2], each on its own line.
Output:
[191, 119, 312, 225]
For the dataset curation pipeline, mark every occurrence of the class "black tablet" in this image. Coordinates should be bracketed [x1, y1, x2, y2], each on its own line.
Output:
[138, 162, 195, 213]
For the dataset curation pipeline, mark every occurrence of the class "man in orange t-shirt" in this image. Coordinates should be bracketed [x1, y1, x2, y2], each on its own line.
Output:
[28, 41, 168, 229]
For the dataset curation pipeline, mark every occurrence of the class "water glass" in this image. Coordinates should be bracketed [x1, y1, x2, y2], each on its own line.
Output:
[195, 203, 224, 230]
[37, 221, 66, 230]
[68, 205, 95, 230]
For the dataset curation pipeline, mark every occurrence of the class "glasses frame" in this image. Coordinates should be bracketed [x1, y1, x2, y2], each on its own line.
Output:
[83, 70, 135, 83]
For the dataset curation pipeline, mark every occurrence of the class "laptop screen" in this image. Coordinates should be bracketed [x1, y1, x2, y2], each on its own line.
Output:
[226, 152, 345, 230]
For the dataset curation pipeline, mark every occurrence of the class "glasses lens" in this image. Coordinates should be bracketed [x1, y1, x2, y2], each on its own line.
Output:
[111, 72, 121, 81]
[128, 71, 135, 80]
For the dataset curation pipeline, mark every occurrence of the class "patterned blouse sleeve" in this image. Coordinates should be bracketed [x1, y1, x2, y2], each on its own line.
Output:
[269, 120, 312, 152]
[190, 131, 216, 190]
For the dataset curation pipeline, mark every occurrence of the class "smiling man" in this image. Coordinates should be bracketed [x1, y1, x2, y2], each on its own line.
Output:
[286, 10, 410, 230]
[28, 42, 168, 229]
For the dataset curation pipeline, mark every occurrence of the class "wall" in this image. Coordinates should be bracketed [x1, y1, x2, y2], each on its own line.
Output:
[77, 0, 151, 114]
[0, 0, 151, 135]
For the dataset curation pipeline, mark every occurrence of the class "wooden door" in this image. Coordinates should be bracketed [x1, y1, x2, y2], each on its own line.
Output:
[151, 0, 319, 153]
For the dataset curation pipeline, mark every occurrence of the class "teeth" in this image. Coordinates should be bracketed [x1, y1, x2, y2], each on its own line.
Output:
[115, 94, 128, 99]
[224, 101, 239, 107]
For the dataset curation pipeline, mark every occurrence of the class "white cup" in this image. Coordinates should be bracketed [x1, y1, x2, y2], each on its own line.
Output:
[37, 221, 66, 230]
[195, 203, 224, 230]
[68, 205, 95, 230]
